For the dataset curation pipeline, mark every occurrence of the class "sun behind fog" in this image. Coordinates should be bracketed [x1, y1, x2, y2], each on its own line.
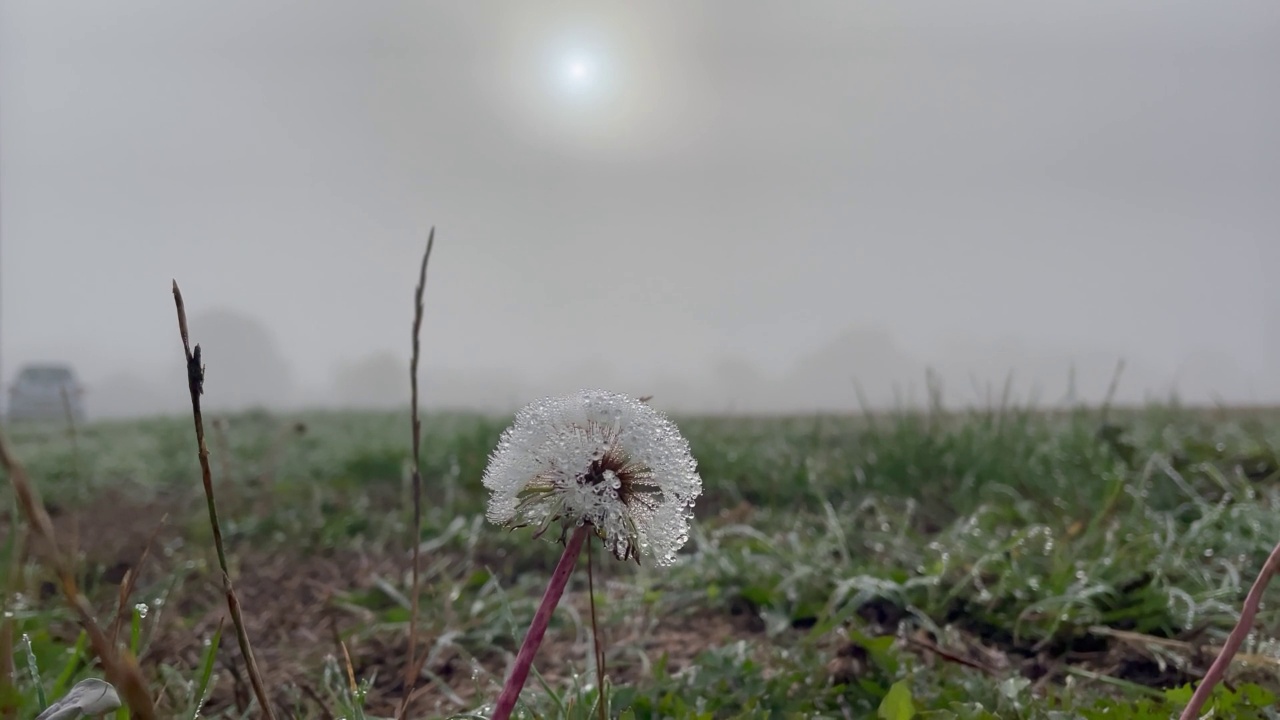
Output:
[561, 53, 595, 90]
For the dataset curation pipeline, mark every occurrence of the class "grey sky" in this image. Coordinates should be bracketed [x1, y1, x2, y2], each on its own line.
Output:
[2, 1, 1278, 415]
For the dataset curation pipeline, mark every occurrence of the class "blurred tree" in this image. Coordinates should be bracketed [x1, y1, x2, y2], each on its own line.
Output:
[332, 352, 408, 409]
[178, 308, 296, 412]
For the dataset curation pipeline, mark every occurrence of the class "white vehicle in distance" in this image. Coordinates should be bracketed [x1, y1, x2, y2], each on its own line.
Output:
[7, 363, 86, 423]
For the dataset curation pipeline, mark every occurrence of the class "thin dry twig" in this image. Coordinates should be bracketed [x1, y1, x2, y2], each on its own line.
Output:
[1179, 538, 1280, 719]
[1088, 625, 1280, 670]
[210, 418, 236, 507]
[109, 513, 169, 647]
[902, 633, 1001, 676]
[224, 654, 250, 714]
[299, 683, 336, 720]
[587, 537, 606, 720]
[58, 385, 82, 481]
[327, 614, 364, 709]
[398, 227, 435, 719]
[172, 280, 278, 720]
[0, 515, 19, 720]
[0, 431, 159, 719]
[1099, 358, 1126, 425]
[0, 618, 13, 719]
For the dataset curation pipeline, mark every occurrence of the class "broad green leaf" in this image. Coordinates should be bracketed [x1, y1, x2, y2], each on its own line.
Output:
[878, 680, 916, 720]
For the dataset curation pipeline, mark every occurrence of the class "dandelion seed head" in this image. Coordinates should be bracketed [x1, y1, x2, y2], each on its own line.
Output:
[482, 389, 702, 566]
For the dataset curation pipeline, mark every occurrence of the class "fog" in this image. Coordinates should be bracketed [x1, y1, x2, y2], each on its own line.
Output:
[2, 1, 1278, 418]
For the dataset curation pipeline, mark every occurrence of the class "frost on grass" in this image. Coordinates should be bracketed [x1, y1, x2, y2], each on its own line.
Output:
[482, 389, 702, 566]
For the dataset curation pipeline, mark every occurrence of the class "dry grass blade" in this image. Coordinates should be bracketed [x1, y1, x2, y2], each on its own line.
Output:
[299, 683, 336, 720]
[172, 279, 278, 720]
[0, 431, 158, 719]
[587, 536, 606, 720]
[398, 227, 435, 719]
[0, 622, 13, 719]
[110, 513, 168, 647]
[1089, 625, 1280, 670]
[902, 632, 1001, 676]
[57, 385, 82, 481]
[0, 496, 25, 719]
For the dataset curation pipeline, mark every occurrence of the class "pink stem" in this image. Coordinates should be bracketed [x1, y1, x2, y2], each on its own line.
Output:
[491, 524, 590, 720]
[1179, 537, 1280, 719]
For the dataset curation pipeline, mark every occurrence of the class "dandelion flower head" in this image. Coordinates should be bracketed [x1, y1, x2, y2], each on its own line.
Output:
[482, 389, 702, 566]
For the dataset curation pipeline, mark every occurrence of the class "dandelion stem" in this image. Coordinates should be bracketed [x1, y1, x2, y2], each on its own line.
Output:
[491, 524, 590, 720]
[1178, 536, 1280, 719]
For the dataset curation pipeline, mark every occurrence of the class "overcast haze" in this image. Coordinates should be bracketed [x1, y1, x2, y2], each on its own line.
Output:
[2, 1, 1278, 417]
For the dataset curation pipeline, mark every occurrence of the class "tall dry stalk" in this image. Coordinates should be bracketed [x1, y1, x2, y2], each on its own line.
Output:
[0, 432, 158, 719]
[0, 483, 27, 719]
[0, 618, 13, 719]
[57, 385, 82, 481]
[172, 280, 277, 720]
[397, 227, 435, 718]
[586, 537, 606, 720]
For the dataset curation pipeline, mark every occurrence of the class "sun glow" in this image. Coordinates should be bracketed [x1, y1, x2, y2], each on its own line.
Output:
[560, 52, 597, 92]
[490, 7, 704, 158]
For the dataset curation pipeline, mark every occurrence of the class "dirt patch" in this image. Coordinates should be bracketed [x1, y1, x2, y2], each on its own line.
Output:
[13, 486, 1235, 715]
[0, 486, 188, 588]
[832, 595, 1209, 696]
[10, 490, 771, 717]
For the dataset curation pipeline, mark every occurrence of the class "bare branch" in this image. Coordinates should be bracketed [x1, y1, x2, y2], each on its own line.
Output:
[172, 280, 277, 720]
[398, 227, 436, 718]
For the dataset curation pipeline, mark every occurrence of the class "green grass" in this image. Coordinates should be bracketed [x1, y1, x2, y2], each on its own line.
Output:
[1, 399, 1279, 718]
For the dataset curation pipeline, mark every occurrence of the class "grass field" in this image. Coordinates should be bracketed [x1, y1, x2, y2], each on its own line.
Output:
[0, 398, 1279, 718]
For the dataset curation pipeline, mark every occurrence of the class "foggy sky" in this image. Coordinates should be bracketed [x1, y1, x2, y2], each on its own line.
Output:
[2, 1, 1278, 417]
